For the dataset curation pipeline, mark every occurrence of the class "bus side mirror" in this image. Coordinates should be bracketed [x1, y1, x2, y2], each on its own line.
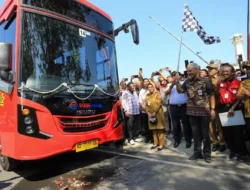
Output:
[114, 19, 139, 45]
[0, 43, 12, 81]
[130, 19, 139, 45]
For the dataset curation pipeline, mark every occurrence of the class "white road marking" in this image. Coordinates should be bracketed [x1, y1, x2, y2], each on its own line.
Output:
[94, 149, 250, 178]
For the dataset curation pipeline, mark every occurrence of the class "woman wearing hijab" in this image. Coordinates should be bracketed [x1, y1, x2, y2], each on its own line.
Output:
[144, 82, 166, 151]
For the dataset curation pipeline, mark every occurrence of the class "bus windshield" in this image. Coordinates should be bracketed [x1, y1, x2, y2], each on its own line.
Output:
[22, 0, 113, 37]
[20, 12, 119, 95]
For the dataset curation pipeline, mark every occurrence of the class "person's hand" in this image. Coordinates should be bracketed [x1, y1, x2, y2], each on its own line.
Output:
[228, 109, 235, 117]
[172, 78, 179, 85]
[142, 102, 146, 110]
[152, 112, 156, 117]
[210, 109, 216, 120]
[176, 73, 181, 81]
[152, 71, 159, 76]
[125, 112, 130, 117]
[122, 78, 127, 82]
[242, 88, 250, 96]
[139, 70, 143, 78]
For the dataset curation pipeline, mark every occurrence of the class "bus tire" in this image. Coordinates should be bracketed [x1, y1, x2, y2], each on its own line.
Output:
[0, 155, 20, 171]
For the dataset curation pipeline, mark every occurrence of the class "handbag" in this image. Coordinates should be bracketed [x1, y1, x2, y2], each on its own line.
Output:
[148, 93, 161, 125]
[149, 116, 158, 124]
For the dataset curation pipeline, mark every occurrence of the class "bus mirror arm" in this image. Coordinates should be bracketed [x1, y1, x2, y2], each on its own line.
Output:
[114, 19, 139, 45]
[114, 24, 129, 36]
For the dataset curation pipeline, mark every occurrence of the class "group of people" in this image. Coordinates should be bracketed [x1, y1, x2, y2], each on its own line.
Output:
[119, 60, 250, 163]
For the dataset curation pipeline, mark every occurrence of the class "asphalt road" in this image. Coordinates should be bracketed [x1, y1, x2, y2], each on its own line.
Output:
[1, 138, 250, 190]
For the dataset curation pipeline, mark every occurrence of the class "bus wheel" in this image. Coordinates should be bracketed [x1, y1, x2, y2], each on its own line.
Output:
[0, 143, 20, 171]
[0, 154, 20, 171]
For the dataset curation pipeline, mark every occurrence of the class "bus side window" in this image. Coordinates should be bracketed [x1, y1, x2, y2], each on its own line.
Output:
[0, 13, 16, 73]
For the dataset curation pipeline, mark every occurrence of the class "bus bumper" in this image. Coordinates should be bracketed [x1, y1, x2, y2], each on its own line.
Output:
[4, 122, 123, 160]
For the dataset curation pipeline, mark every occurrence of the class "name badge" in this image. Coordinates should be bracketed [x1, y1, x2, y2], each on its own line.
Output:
[148, 101, 151, 106]
[225, 93, 229, 99]
[232, 90, 237, 94]
[198, 90, 203, 96]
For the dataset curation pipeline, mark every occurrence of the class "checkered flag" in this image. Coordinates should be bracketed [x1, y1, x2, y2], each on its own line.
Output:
[182, 4, 221, 45]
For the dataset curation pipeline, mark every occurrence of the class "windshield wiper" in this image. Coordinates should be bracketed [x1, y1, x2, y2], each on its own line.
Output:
[42, 84, 94, 99]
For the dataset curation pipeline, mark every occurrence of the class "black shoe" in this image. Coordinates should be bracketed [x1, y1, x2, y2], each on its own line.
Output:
[174, 141, 179, 148]
[236, 155, 246, 162]
[212, 144, 220, 152]
[189, 153, 203, 160]
[204, 155, 212, 163]
[229, 152, 236, 160]
[186, 142, 192, 148]
[166, 131, 171, 136]
[151, 145, 158, 149]
[219, 144, 226, 152]
[158, 146, 164, 151]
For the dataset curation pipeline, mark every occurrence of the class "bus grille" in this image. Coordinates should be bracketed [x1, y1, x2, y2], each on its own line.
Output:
[57, 114, 109, 133]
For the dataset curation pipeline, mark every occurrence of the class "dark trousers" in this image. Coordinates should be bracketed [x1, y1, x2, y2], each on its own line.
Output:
[217, 104, 247, 156]
[122, 112, 129, 142]
[125, 114, 140, 141]
[189, 116, 211, 156]
[245, 118, 250, 141]
[141, 113, 153, 140]
[167, 105, 172, 132]
[170, 105, 192, 143]
[245, 118, 250, 154]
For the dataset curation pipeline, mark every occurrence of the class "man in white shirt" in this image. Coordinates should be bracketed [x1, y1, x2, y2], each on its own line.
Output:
[122, 82, 141, 145]
[166, 72, 192, 148]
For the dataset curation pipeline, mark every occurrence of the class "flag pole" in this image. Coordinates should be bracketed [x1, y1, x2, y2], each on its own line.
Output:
[177, 2, 185, 72]
[149, 16, 209, 65]
[177, 31, 184, 72]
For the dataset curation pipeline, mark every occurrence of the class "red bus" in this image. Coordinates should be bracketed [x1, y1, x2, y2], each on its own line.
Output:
[0, 0, 139, 171]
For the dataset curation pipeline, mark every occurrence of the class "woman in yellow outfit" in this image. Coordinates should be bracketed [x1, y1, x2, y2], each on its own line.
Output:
[144, 82, 166, 150]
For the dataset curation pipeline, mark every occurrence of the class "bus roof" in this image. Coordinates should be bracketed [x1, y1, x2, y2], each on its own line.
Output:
[78, 0, 112, 21]
[0, 0, 112, 22]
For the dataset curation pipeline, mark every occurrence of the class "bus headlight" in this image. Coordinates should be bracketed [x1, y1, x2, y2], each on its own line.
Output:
[25, 126, 35, 134]
[24, 116, 33, 125]
[18, 105, 51, 139]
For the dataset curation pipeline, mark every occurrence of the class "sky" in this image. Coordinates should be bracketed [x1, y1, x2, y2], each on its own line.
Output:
[0, 0, 248, 80]
[89, 0, 248, 79]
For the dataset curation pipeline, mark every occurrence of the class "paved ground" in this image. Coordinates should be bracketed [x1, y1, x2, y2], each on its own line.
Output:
[1, 136, 250, 190]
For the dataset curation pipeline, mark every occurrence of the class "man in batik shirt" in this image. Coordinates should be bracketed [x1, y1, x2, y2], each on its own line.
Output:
[237, 62, 250, 155]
